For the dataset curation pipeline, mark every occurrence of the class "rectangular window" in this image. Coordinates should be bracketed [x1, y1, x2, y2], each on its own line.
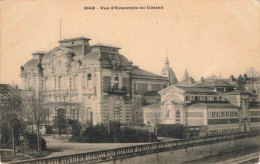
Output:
[113, 74, 119, 89]
[141, 83, 148, 91]
[114, 107, 120, 122]
[138, 83, 141, 90]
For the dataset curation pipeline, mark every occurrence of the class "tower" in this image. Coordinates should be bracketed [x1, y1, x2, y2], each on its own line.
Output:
[160, 57, 178, 85]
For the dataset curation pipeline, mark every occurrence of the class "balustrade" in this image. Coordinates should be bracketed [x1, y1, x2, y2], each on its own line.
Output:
[9, 130, 260, 164]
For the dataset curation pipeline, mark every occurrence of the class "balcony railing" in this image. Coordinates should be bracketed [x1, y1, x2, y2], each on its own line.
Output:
[108, 87, 127, 95]
[43, 90, 69, 96]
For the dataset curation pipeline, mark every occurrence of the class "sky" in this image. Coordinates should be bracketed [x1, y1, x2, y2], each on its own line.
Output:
[0, 0, 260, 86]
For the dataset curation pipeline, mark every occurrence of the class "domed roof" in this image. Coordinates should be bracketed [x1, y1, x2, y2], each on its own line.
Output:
[82, 51, 130, 67]
[23, 58, 38, 72]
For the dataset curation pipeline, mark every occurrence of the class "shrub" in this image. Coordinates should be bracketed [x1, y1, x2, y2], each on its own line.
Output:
[24, 132, 46, 150]
[71, 121, 82, 137]
[45, 125, 53, 134]
[121, 127, 157, 143]
[72, 121, 157, 143]
[157, 124, 184, 139]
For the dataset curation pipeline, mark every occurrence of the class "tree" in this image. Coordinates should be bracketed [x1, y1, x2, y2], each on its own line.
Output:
[144, 105, 167, 135]
[230, 75, 235, 81]
[190, 77, 195, 84]
[200, 77, 205, 82]
[236, 75, 247, 90]
[0, 84, 24, 155]
[53, 109, 66, 136]
[246, 67, 260, 93]
[243, 73, 249, 81]
[23, 90, 48, 152]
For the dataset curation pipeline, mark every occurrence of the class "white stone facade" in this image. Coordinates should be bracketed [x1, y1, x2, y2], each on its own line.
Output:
[20, 37, 168, 126]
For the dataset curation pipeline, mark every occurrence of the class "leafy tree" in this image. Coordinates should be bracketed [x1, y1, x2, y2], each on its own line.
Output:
[236, 75, 247, 90]
[70, 120, 81, 137]
[0, 85, 24, 154]
[230, 75, 235, 81]
[243, 73, 249, 81]
[23, 90, 48, 152]
[53, 108, 66, 136]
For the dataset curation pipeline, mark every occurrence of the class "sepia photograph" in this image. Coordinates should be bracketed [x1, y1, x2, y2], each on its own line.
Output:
[0, 0, 260, 163]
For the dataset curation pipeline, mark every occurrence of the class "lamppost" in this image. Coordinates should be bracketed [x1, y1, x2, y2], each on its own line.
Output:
[66, 119, 68, 139]
[19, 134, 24, 161]
[147, 121, 151, 143]
[0, 133, 2, 162]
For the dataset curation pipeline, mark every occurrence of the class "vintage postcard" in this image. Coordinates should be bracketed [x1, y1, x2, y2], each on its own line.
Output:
[0, 0, 260, 163]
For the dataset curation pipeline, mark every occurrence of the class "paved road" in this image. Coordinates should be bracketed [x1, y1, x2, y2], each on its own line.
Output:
[43, 135, 146, 158]
[185, 148, 260, 164]
[218, 151, 260, 164]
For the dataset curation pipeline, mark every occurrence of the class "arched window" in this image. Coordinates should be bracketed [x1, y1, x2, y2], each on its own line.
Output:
[45, 77, 49, 91]
[87, 74, 92, 81]
[74, 75, 79, 90]
[58, 76, 63, 90]
[86, 108, 93, 125]
[86, 74, 93, 89]
[70, 108, 79, 120]
[28, 78, 31, 90]
[28, 78, 33, 90]
[165, 104, 170, 118]
[176, 110, 180, 123]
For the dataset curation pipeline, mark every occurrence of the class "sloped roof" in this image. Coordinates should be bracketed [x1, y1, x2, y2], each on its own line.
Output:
[194, 81, 235, 88]
[132, 68, 167, 80]
[90, 43, 121, 49]
[187, 102, 238, 108]
[225, 90, 256, 96]
[142, 103, 161, 109]
[23, 59, 38, 72]
[206, 74, 221, 80]
[59, 37, 91, 43]
[176, 86, 216, 94]
[82, 51, 100, 63]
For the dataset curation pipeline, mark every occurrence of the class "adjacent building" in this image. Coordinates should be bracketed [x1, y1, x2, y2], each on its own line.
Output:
[143, 79, 260, 136]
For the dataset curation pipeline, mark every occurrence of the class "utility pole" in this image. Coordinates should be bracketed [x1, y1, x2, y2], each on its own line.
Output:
[60, 19, 61, 41]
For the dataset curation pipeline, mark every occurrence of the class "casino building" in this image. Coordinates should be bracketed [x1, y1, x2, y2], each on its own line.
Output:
[20, 37, 168, 126]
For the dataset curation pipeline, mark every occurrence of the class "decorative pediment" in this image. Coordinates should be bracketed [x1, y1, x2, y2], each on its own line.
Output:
[164, 94, 184, 104]
[49, 47, 74, 60]
[48, 47, 74, 72]
[159, 86, 184, 97]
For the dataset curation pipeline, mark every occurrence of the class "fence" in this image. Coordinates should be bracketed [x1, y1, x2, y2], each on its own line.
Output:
[10, 130, 260, 164]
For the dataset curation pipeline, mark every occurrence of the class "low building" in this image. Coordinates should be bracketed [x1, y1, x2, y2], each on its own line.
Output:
[143, 80, 260, 136]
